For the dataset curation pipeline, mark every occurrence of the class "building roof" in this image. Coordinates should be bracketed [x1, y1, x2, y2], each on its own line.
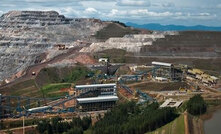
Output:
[77, 96, 118, 104]
[160, 98, 183, 108]
[155, 77, 168, 81]
[152, 61, 172, 67]
[27, 106, 51, 112]
[75, 83, 116, 89]
[211, 76, 219, 80]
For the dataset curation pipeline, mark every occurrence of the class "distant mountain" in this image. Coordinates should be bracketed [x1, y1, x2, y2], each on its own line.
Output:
[126, 22, 221, 31]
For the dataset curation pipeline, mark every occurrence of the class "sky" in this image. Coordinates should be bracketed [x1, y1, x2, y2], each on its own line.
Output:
[0, 0, 221, 26]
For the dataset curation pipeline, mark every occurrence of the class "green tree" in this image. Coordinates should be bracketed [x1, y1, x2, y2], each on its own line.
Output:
[71, 117, 83, 128]
[36, 120, 49, 134]
[187, 94, 207, 115]
[47, 123, 53, 134]
[66, 127, 83, 134]
[82, 116, 92, 130]
[51, 116, 62, 132]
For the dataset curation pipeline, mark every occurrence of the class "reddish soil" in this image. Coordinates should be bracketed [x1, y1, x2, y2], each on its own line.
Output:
[118, 88, 134, 100]
[60, 88, 71, 92]
[0, 46, 86, 90]
[73, 54, 97, 64]
[64, 99, 76, 107]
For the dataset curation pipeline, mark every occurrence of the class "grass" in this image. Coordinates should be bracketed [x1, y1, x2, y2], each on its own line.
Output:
[177, 101, 188, 113]
[94, 49, 127, 63]
[36, 66, 92, 87]
[129, 82, 188, 91]
[84, 129, 92, 134]
[146, 114, 185, 134]
[5, 79, 42, 98]
[41, 83, 71, 98]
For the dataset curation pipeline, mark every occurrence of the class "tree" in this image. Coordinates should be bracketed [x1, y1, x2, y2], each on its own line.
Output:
[71, 117, 82, 128]
[91, 102, 178, 134]
[187, 94, 207, 115]
[47, 124, 53, 134]
[51, 116, 62, 133]
[66, 127, 83, 134]
[36, 120, 49, 134]
[82, 116, 92, 130]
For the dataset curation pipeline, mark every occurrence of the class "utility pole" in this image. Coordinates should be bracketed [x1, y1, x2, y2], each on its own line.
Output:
[0, 94, 2, 121]
[23, 115, 25, 134]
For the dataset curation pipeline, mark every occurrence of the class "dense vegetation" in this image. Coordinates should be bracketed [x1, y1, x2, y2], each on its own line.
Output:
[35, 102, 178, 134]
[37, 116, 91, 134]
[36, 66, 92, 87]
[146, 114, 185, 134]
[63, 66, 91, 83]
[41, 83, 71, 98]
[130, 82, 188, 91]
[1, 118, 45, 130]
[187, 95, 207, 115]
[91, 102, 178, 134]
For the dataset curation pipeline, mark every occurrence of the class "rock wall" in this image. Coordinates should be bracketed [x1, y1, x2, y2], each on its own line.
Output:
[0, 11, 71, 28]
[0, 11, 106, 82]
[80, 32, 177, 53]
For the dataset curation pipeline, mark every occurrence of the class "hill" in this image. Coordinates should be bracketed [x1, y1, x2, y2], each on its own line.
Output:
[126, 22, 221, 31]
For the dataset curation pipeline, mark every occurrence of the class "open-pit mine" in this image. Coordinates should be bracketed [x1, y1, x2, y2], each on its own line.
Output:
[0, 10, 221, 134]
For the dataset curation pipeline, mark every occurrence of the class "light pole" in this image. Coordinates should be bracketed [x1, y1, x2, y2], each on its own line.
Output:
[23, 115, 25, 134]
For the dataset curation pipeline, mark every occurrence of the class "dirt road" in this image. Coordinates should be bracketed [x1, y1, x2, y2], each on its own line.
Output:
[0, 45, 85, 90]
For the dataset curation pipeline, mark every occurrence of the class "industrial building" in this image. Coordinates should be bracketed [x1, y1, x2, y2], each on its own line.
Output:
[152, 61, 183, 81]
[152, 61, 174, 80]
[74, 83, 118, 112]
[160, 99, 183, 108]
[119, 75, 143, 82]
[187, 68, 219, 86]
[75, 83, 117, 97]
[76, 96, 118, 112]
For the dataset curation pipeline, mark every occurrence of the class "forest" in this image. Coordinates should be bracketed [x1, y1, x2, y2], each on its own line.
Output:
[37, 116, 91, 134]
[91, 102, 178, 134]
[36, 95, 208, 134]
[36, 102, 178, 134]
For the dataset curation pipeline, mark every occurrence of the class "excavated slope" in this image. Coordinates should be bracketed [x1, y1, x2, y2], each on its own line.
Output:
[140, 31, 221, 57]
[81, 32, 178, 53]
[0, 11, 106, 82]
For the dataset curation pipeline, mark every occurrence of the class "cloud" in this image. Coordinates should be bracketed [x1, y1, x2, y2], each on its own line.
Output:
[162, 2, 175, 7]
[117, 0, 151, 7]
[105, 8, 216, 21]
[108, 9, 119, 17]
[173, 12, 216, 20]
[0, 0, 220, 26]
[84, 7, 98, 15]
[217, 4, 221, 8]
[109, 9, 173, 17]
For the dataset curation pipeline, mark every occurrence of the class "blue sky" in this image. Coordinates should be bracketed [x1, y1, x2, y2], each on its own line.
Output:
[0, 0, 221, 26]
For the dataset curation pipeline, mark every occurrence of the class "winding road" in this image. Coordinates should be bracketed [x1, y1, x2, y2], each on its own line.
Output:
[0, 45, 86, 91]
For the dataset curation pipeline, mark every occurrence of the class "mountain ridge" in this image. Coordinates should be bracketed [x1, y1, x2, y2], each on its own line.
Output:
[126, 22, 221, 31]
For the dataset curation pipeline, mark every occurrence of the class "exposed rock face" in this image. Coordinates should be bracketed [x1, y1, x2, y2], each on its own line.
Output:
[81, 30, 221, 58]
[0, 11, 71, 28]
[0, 11, 106, 82]
[80, 32, 178, 53]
